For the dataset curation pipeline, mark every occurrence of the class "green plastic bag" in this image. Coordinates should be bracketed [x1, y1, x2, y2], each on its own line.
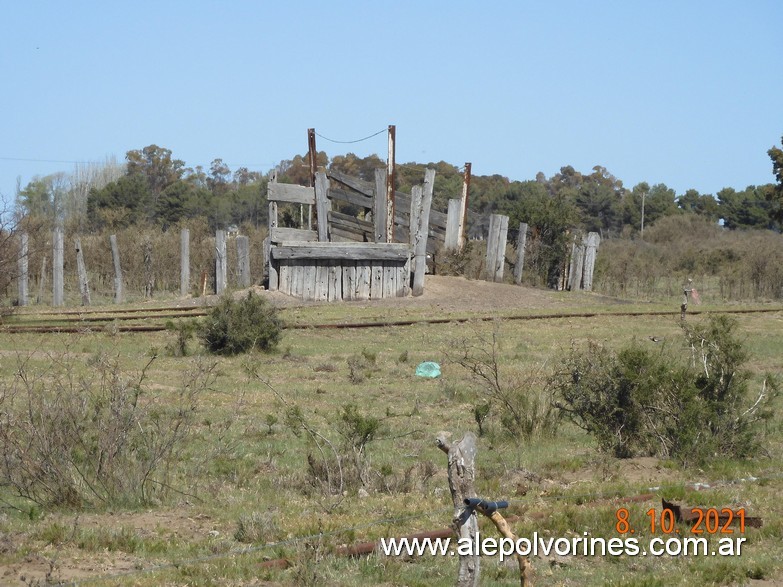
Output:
[415, 361, 441, 378]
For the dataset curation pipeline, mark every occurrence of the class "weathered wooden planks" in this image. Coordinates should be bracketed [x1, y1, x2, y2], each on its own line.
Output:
[268, 182, 315, 204]
[271, 242, 410, 261]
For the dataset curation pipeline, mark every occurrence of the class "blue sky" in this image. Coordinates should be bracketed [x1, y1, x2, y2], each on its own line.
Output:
[1, 0, 781, 209]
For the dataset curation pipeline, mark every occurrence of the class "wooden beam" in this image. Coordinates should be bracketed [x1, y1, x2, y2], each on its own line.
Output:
[328, 169, 375, 197]
[268, 182, 316, 205]
[271, 227, 318, 242]
[328, 187, 374, 209]
[271, 243, 411, 261]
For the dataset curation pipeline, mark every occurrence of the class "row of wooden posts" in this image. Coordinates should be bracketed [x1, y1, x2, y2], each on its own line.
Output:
[14, 222, 599, 307]
[14, 227, 251, 307]
[481, 214, 600, 291]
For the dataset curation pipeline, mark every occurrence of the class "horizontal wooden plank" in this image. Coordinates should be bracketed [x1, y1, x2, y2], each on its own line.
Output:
[327, 170, 375, 197]
[270, 227, 318, 242]
[330, 228, 365, 243]
[328, 187, 374, 209]
[328, 210, 374, 231]
[272, 242, 411, 261]
[395, 194, 447, 228]
[268, 182, 315, 204]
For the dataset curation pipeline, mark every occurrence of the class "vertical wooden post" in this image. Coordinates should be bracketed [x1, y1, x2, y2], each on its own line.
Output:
[215, 229, 227, 295]
[308, 128, 317, 230]
[17, 232, 28, 306]
[236, 235, 251, 288]
[568, 233, 586, 291]
[458, 162, 471, 250]
[314, 171, 330, 242]
[436, 432, 480, 587]
[444, 198, 462, 251]
[268, 170, 279, 291]
[409, 186, 422, 248]
[74, 237, 91, 306]
[582, 232, 600, 291]
[514, 222, 528, 285]
[374, 168, 387, 243]
[385, 125, 396, 243]
[412, 169, 435, 296]
[37, 255, 47, 304]
[485, 214, 508, 282]
[180, 228, 190, 297]
[52, 227, 64, 307]
[143, 239, 154, 299]
[110, 234, 123, 303]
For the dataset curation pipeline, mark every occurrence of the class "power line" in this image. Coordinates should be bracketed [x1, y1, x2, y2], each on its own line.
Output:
[314, 128, 387, 145]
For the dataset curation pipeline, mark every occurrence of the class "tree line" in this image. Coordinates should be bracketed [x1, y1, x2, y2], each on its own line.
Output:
[14, 139, 783, 238]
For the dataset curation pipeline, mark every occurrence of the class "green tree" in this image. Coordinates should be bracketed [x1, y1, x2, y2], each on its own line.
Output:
[86, 175, 151, 229]
[501, 180, 579, 287]
[677, 189, 720, 221]
[126, 145, 185, 220]
[767, 135, 783, 223]
[15, 173, 68, 225]
[718, 186, 777, 230]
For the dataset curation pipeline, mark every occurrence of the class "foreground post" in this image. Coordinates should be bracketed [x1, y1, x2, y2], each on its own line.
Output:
[436, 431, 480, 587]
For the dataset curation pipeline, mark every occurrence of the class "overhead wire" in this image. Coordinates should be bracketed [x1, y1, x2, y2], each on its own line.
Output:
[314, 128, 387, 145]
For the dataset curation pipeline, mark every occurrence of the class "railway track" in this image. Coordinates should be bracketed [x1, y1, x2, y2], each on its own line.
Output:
[2, 305, 781, 334]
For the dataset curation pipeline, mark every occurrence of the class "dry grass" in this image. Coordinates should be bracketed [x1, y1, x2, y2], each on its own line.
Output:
[0, 290, 781, 586]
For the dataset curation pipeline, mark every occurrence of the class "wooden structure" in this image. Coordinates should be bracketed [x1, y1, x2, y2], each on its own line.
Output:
[265, 167, 438, 301]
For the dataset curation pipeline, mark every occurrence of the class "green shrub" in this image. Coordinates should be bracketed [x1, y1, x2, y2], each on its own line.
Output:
[552, 314, 778, 463]
[199, 292, 282, 355]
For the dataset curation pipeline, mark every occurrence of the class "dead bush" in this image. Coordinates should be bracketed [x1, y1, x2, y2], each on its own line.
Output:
[0, 346, 216, 508]
[449, 323, 562, 442]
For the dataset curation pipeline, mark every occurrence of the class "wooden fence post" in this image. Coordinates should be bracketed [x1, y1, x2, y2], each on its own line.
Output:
[582, 232, 600, 291]
[514, 222, 528, 285]
[37, 255, 47, 304]
[374, 168, 387, 243]
[268, 170, 279, 291]
[412, 169, 435, 296]
[180, 228, 190, 297]
[144, 239, 154, 299]
[110, 234, 123, 303]
[17, 232, 28, 306]
[485, 214, 508, 282]
[215, 229, 227, 295]
[458, 162, 471, 250]
[52, 227, 64, 307]
[237, 235, 251, 288]
[444, 198, 462, 251]
[567, 233, 586, 291]
[75, 237, 91, 306]
[436, 432, 480, 587]
[409, 186, 422, 248]
[315, 171, 330, 242]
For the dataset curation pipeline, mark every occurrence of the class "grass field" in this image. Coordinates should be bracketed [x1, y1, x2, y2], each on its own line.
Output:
[1, 279, 782, 586]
